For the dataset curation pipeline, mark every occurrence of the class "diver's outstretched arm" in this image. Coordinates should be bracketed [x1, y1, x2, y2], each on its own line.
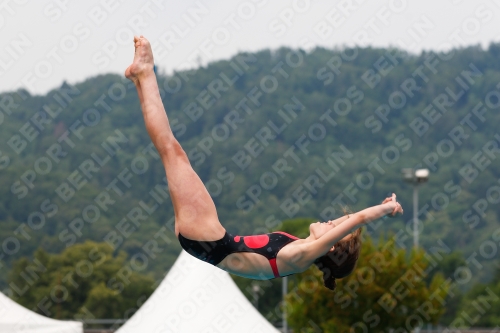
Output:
[302, 194, 403, 264]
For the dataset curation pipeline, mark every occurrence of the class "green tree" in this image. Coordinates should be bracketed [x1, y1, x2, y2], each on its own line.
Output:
[451, 267, 500, 328]
[8, 241, 155, 320]
[426, 251, 466, 326]
[286, 236, 451, 333]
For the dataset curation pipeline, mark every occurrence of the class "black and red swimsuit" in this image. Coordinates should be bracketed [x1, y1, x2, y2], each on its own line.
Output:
[178, 231, 299, 278]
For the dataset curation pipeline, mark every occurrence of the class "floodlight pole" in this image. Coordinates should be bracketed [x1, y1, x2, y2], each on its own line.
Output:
[283, 276, 288, 333]
[402, 168, 429, 249]
[252, 284, 260, 309]
[413, 184, 419, 248]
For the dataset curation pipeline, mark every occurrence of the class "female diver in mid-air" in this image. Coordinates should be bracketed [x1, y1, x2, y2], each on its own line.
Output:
[125, 36, 403, 290]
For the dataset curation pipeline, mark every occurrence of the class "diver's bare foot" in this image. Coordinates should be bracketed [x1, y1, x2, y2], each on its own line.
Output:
[125, 36, 155, 82]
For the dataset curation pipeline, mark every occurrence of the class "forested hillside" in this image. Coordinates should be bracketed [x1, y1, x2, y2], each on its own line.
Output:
[1, 44, 500, 292]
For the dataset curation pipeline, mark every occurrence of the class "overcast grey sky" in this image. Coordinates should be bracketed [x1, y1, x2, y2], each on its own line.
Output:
[2, 0, 499, 95]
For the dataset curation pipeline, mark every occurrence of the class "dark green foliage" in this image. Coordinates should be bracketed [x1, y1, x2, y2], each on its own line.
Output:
[7, 241, 155, 320]
[287, 237, 451, 332]
[2, 44, 500, 324]
[451, 267, 500, 328]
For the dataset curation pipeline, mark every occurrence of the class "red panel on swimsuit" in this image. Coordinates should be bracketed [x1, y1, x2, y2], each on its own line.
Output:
[243, 234, 270, 248]
[269, 258, 279, 278]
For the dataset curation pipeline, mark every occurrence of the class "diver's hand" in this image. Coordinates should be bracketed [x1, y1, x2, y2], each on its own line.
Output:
[382, 193, 403, 217]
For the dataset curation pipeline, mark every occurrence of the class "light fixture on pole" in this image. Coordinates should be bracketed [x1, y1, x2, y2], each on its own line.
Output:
[252, 284, 260, 309]
[283, 276, 288, 333]
[401, 168, 429, 248]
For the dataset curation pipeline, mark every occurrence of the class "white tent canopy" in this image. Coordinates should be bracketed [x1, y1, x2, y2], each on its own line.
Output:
[117, 251, 280, 333]
[0, 292, 82, 333]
